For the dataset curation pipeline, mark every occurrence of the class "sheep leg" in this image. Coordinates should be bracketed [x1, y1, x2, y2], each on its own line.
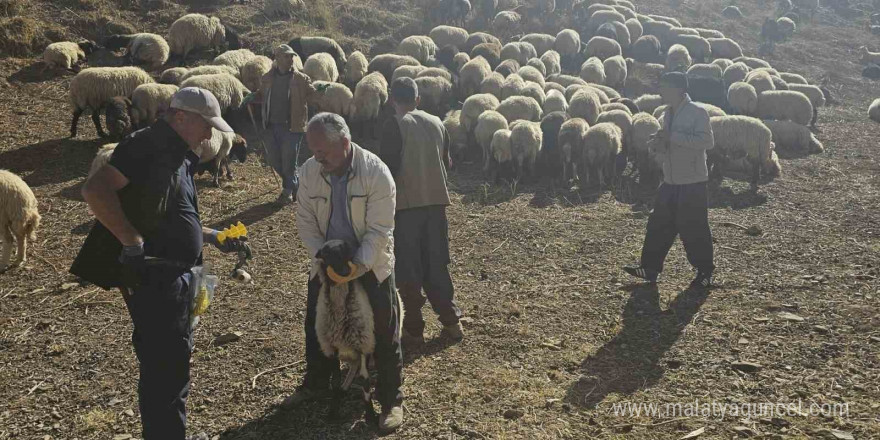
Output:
[211, 158, 221, 187]
[0, 226, 12, 272]
[70, 108, 83, 138]
[223, 157, 234, 180]
[341, 362, 359, 391]
[598, 166, 605, 188]
[811, 107, 818, 127]
[750, 161, 760, 193]
[12, 229, 26, 268]
[91, 111, 108, 138]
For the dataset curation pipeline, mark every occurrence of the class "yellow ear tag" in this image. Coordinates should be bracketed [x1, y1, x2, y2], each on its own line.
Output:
[327, 262, 358, 283]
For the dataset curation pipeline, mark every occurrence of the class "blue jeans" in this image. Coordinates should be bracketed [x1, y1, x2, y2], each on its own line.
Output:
[264, 124, 303, 192]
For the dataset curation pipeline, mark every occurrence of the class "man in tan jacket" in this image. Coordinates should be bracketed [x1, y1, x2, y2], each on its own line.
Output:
[258, 44, 316, 205]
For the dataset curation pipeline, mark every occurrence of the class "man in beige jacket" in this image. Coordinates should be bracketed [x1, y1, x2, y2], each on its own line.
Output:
[258, 44, 316, 205]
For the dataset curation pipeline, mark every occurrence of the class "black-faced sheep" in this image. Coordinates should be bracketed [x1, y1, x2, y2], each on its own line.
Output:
[69, 67, 155, 138]
[288, 36, 347, 73]
[104, 97, 134, 142]
[196, 129, 248, 186]
[106, 33, 170, 70]
[43, 40, 100, 72]
[0, 170, 40, 273]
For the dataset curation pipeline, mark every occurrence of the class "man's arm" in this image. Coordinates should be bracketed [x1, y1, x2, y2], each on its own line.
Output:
[669, 108, 714, 151]
[378, 118, 403, 176]
[81, 165, 142, 246]
[353, 164, 396, 272]
[440, 123, 452, 171]
[295, 169, 325, 258]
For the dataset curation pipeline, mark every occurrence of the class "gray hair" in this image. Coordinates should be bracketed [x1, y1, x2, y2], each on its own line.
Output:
[307, 112, 351, 143]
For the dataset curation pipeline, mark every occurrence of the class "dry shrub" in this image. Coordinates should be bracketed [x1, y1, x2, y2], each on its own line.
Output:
[299, 0, 336, 31]
[264, 0, 305, 20]
[67, 13, 137, 42]
[77, 408, 116, 433]
[0, 17, 66, 57]
[0, 0, 26, 17]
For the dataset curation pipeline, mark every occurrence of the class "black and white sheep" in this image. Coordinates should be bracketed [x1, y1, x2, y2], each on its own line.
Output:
[0, 170, 40, 273]
[42, 40, 100, 72]
[69, 67, 155, 138]
[288, 36, 347, 73]
[196, 129, 248, 186]
[106, 33, 170, 70]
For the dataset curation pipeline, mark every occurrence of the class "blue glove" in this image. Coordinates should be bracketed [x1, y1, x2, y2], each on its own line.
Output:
[207, 230, 244, 253]
[118, 242, 146, 288]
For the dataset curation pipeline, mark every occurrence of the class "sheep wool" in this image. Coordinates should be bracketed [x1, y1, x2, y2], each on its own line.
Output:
[727, 82, 758, 116]
[631, 35, 662, 63]
[418, 67, 454, 82]
[521, 82, 546, 107]
[762, 119, 824, 153]
[603, 55, 627, 89]
[540, 50, 562, 76]
[723, 62, 750, 88]
[555, 29, 581, 58]
[712, 58, 734, 72]
[168, 14, 226, 59]
[43, 42, 86, 71]
[212, 49, 256, 74]
[510, 121, 543, 178]
[707, 37, 743, 60]
[264, 0, 304, 17]
[462, 93, 501, 134]
[475, 110, 510, 169]
[526, 58, 547, 77]
[88, 143, 118, 178]
[625, 18, 644, 41]
[443, 110, 468, 158]
[179, 73, 250, 113]
[709, 115, 781, 185]
[414, 76, 454, 117]
[453, 52, 471, 72]
[547, 74, 586, 88]
[778, 72, 807, 85]
[349, 72, 388, 123]
[125, 33, 170, 70]
[240, 56, 272, 92]
[492, 11, 522, 39]
[181, 65, 239, 82]
[558, 118, 589, 182]
[309, 81, 354, 117]
[870, 98, 880, 123]
[777, 17, 796, 40]
[585, 36, 622, 61]
[520, 33, 556, 56]
[343, 51, 369, 88]
[518, 65, 545, 87]
[392, 65, 427, 82]
[491, 129, 513, 165]
[666, 44, 692, 72]
[429, 25, 470, 50]
[687, 63, 723, 81]
[544, 89, 568, 114]
[69, 67, 154, 137]
[579, 57, 606, 85]
[587, 9, 627, 35]
[669, 34, 711, 62]
[481, 72, 505, 99]
[544, 82, 565, 95]
[368, 54, 420, 83]
[104, 97, 131, 140]
[569, 89, 602, 125]
[787, 83, 825, 125]
[464, 32, 502, 53]
[0, 169, 40, 271]
[501, 42, 538, 66]
[304, 52, 339, 83]
[160, 67, 188, 85]
[596, 109, 633, 150]
[634, 94, 663, 115]
[582, 122, 623, 186]
[460, 56, 493, 98]
[397, 35, 437, 65]
[288, 36, 347, 72]
[757, 90, 813, 126]
[601, 102, 632, 115]
[734, 56, 772, 69]
[131, 83, 179, 128]
[497, 96, 543, 123]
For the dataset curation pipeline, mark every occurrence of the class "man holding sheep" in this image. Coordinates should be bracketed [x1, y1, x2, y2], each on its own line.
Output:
[623, 72, 716, 289]
[378, 78, 463, 346]
[290, 112, 405, 434]
[258, 44, 316, 205]
[75, 87, 244, 440]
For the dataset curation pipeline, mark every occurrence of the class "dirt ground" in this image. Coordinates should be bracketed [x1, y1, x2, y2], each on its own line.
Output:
[1, 0, 879, 439]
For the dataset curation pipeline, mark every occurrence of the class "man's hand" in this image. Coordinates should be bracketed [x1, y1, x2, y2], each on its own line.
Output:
[206, 229, 245, 253]
[326, 261, 367, 284]
[118, 242, 146, 288]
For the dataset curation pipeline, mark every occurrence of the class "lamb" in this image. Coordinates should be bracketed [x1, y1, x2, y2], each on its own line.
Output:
[196, 128, 248, 186]
[415, 76, 454, 117]
[104, 33, 170, 70]
[179, 73, 250, 114]
[475, 110, 509, 170]
[481, 72, 505, 99]
[160, 67, 188, 85]
[288, 36, 347, 73]
[666, 44, 692, 72]
[727, 82, 758, 115]
[212, 48, 256, 75]
[540, 50, 562, 76]
[509, 120, 543, 181]
[596, 109, 632, 152]
[787, 83, 825, 126]
[240, 55, 273, 93]
[180, 65, 239, 82]
[579, 57, 606, 84]
[304, 52, 340, 82]
[604, 55, 627, 89]
[368, 54, 420, 83]
[349, 72, 389, 137]
[309, 81, 354, 118]
[69, 66, 155, 138]
[492, 11, 522, 39]
[687, 63, 723, 81]
[582, 122, 623, 187]
[131, 83, 179, 128]
[471, 43, 501, 69]
[558, 118, 589, 183]
[517, 65, 545, 88]
[501, 42, 538, 66]
[568, 89, 602, 124]
[43, 40, 100, 72]
[870, 98, 880, 123]
[554, 29, 581, 59]
[168, 14, 228, 63]
[629, 112, 663, 185]
[461, 94, 501, 138]
[490, 129, 513, 176]
[460, 56, 493, 99]
[631, 35, 662, 63]
[757, 90, 813, 126]
[496, 96, 543, 123]
[776, 17, 796, 40]
[464, 32, 502, 53]
[398, 36, 437, 65]
[543, 89, 568, 114]
[633, 94, 662, 114]
[723, 62, 750, 88]
[669, 34, 711, 62]
[520, 33, 556, 56]
[707, 37, 743, 60]
[0, 170, 40, 273]
[103, 96, 134, 141]
[585, 36, 622, 61]
[762, 119, 824, 153]
[539, 111, 569, 177]
[708, 116, 781, 190]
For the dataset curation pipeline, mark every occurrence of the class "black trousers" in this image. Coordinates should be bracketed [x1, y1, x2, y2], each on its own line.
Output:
[122, 268, 193, 440]
[303, 271, 404, 410]
[394, 205, 461, 335]
[641, 182, 715, 274]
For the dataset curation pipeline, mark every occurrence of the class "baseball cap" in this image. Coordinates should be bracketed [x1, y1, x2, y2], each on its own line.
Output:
[659, 72, 689, 91]
[169, 87, 234, 133]
[275, 44, 296, 56]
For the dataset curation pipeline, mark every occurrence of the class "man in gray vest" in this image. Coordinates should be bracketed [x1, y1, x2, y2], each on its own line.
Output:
[623, 72, 716, 288]
[378, 78, 463, 346]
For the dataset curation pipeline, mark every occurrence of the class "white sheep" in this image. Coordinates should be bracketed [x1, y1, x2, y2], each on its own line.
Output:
[429, 25, 470, 49]
[633, 94, 662, 114]
[464, 32, 502, 53]
[722, 62, 750, 88]
[475, 110, 509, 170]
[517, 65, 545, 88]
[582, 122, 623, 187]
[547, 74, 586, 88]
[626, 18, 644, 41]
[558, 118, 589, 183]
[609, 20, 633, 49]
[510, 120, 543, 180]
[687, 63, 723, 81]
[309, 81, 354, 118]
[168, 14, 226, 62]
[787, 83, 825, 126]
[870, 98, 880, 123]
[696, 28, 725, 39]
[521, 82, 546, 107]
[106, 33, 170, 71]
[418, 67, 453, 82]
[568, 84, 610, 104]
[734, 56, 772, 69]
[480, 72, 505, 99]
[415, 76, 454, 117]
[666, 44, 692, 72]
[212, 48, 256, 75]
[585, 36, 622, 61]
[543, 89, 568, 114]
[490, 129, 513, 173]
[304, 52, 339, 83]
[349, 72, 388, 131]
[159, 67, 188, 85]
[501, 42, 538, 66]
[391, 65, 427, 82]
[288, 36, 347, 72]
[544, 82, 565, 95]
[42, 41, 98, 71]
[709, 115, 781, 189]
[596, 109, 632, 152]
[630, 112, 663, 184]
[471, 43, 501, 69]
[196, 129, 248, 186]
[460, 56, 493, 99]
[602, 102, 632, 115]
[492, 11, 522, 39]
[762, 119, 824, 153]
[368, 54, 420, 83]
[712, 58, 734, 72]
[778, 72, 807, 85]
[520, 33, 556, 56]
[554, 29, 581, 59]
[587, 9, 626, 35]
[180, 64, 239, 82]
[541, 50, 562, 76]
[603, 55, 627, 89]
[497, 96, 543, 123]
[706, 37, 742, 60]
[343, 51, 369, 89]
[777, 17, 796, 40]
[579, 57, 606, 84]
[240, 55, 272, 93]
[526, 58, 547, 77]
[757, 90, 813, 126]
[727, 82, 758, 116]
[443, 110, 469, 160]
[179, 73, 249, 114]
[461, 93, 501, 138]
[88, 143, 118, 178]
[746, 70, 776, 94]
[69, 66, 155, 138]
[647, 14, 682, 26]
[695, 102, 727, 117]
[131, 83, 179, 128]
[625, 60, 664, 90]
[569, 89, 602, 124]
[397, 36, 437, 65]
[453, 52, 471, 72]
[0, 170, 40, 272]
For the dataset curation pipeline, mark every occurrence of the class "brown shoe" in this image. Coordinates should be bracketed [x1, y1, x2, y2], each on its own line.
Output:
[281, 385, 324, 409]
[379, 406, 404, 434]
[441, 322, 464, 341]
[401, 329, 425, 348]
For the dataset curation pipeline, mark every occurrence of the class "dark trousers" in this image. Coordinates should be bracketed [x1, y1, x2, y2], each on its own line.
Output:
[303, 271, 404, 410]
[122, 268, 193, 440]
[263, 124, 303, 192]
[641, 182, 715, 274]
[394, 205, 461, 335]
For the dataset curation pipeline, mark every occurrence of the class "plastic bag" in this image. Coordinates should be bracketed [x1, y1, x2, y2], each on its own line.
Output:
[190, 263, 219, 331]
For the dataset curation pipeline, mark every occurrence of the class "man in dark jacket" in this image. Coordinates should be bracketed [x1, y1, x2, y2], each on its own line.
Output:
[623, 72, 716, 288]
[77, 88, 243, 440]
[378, 78, 463, 346]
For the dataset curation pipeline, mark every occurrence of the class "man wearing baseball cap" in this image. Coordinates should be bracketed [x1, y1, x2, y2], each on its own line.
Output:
[74, 87, 244, 440]
[623, 72, 716, 289]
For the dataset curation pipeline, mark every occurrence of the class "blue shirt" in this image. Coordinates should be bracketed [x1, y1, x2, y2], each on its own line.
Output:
[325, 172, 359, 249]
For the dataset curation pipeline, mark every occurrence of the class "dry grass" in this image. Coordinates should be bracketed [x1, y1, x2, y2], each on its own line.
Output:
[0, 17, 66, 57]
[77, 408, 116, 433]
